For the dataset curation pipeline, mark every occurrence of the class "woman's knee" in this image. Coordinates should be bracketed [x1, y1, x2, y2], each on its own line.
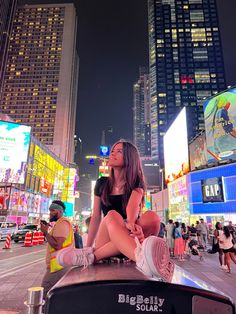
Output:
[138, 211, 160, 237]
[105, 210, 123, 225]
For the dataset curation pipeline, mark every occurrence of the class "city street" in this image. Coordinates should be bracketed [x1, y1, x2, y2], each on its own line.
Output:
[0, 242, 46, 314]
[0, 241, 235, 313]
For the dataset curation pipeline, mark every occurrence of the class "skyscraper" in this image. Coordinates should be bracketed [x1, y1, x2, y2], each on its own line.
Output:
[0, 0, 17, 95]
[0, 3, 79, 163]
[148, 0, 226, 168]
[133, 66, 151, 157]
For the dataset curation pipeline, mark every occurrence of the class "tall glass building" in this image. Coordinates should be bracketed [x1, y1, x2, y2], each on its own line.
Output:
[0, 3, 79, 163]
[0, 0, 17, 95]
[133, 66, 151, 157]
[148, 0, 226, 168]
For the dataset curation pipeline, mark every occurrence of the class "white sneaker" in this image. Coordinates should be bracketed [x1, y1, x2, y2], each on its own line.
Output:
[221, 265, 227, 270]
[135, 236, 174, 282]
[57, 247, 94, 268]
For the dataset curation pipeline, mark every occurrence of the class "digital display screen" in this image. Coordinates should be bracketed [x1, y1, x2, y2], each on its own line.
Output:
[164, 107, 189, 183]
[189, 133, 208, 171]
[0, 121, 31, 184]
[203, 87, 236, 162]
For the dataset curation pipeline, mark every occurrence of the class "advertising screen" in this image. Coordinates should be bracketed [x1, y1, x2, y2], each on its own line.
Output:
[203, 87, 236, 162]
[189, 133, 208, 170]
[163, 107, 189, 183]
[0, 121, 31, 184]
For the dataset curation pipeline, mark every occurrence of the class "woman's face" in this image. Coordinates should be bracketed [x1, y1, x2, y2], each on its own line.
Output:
[108, 142, 124, 168]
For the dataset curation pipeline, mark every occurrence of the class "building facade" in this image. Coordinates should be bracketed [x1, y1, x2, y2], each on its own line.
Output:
[148, 0, 226, 168]
[133, 67, 151, 157]
[0, 3, 79, 163]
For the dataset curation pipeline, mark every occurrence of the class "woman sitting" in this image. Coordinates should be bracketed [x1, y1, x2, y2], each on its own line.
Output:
[57, 140, 174, 282]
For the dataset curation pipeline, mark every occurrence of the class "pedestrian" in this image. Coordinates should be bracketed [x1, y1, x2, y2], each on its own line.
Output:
[74, 225, 83, 249]
[199, 218, 209, 249]
[188, 224, 197, 236]
[40, 200, 74, 301]
[158, 222, 166, 238]
[174, 221, 185, 261]
[82, 216, 91, 247]
[219, 226, 236, 273]
[181, 222, 189, 252]
[195, 220, 202, 246]
[213, 222, 226, 269]
[56, 139, 174, 282]
[165, 219, 175, 256]
[227, 221, 236, 243]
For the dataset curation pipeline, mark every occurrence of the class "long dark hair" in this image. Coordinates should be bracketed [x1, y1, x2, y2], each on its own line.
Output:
[223, 226, 230, 238]
[215, 222, 222, 230]
[101, 140, 146, 210]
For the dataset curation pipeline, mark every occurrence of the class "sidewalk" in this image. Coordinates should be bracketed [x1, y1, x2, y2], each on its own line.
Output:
[173, 250, 236, 303]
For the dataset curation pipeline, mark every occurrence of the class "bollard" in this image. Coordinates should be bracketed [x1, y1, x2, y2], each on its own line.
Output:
[24, 286, 44, 314]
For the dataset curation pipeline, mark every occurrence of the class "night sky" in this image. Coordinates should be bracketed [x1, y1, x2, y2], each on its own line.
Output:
[21, 0, 236, 158]
[76, 0, 149, 156]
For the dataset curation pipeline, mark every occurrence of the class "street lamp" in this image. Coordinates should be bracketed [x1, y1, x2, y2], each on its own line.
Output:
[159, 168, 164, 191]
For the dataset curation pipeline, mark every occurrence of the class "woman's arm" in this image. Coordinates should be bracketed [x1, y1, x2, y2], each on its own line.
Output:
[86, 195, 102, 247]
[125, 188, 145, 242]
[126, 188, 144, 224]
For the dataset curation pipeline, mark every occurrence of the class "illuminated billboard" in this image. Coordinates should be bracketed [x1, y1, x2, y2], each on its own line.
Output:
[203, 87, 236, 162]
[163, 107, 189, 183]
[189, 133, 208, 170]
[99, 145, 110, 157]
[0, 121, 31, 184]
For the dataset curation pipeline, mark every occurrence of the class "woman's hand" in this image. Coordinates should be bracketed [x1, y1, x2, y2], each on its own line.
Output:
[125, 222, 145, 243]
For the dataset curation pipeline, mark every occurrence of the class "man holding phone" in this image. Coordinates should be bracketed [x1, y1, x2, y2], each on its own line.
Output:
[40, 200, 74, 302]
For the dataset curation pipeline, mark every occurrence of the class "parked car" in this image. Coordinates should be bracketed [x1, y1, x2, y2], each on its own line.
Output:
[0, 222, 18, 241]
[12, 224, 38, 243]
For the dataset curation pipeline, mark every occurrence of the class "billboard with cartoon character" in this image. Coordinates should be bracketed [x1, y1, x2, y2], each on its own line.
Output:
[204, 87, 236, 162]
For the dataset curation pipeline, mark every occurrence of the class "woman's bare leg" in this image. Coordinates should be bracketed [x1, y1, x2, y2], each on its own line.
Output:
[225, 253, 231, 273]
[94, 210, 161, 262]
[218, 249, 223, 266]
[229, 252, 236, 264]
[94, 210, 136, 261]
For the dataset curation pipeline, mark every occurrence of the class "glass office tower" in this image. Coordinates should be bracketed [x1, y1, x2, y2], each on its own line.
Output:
[148, 0, 226, 168]
[0, 0, 17, 95]
[133, 67, 151, 157]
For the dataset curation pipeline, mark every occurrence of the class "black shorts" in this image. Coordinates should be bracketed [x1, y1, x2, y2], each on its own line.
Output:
[222, 247, 235, 253]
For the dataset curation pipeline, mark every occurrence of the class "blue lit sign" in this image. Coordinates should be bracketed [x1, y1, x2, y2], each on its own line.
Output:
[99, 145, 110, 157]
[188, 163, 236, 214]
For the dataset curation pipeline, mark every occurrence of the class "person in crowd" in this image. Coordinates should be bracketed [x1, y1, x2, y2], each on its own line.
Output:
[174, 221, 185, 261]
[82, 216, 91, 247]
[158, 222, 166, 238]
[199, 218, 209, 249]
[195, 221, 202, 245]
[227, 221, 236, 243]
[188, 224, 197, 236]
[74, 225, 83, 249]
[40, 200, 74, 301]
[56, 140, 174, 282]
[213, 222, 226, 269]
[181, 222, 188, 252]
[219, 226, 236, 273]
[165, 219, 175, 257]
